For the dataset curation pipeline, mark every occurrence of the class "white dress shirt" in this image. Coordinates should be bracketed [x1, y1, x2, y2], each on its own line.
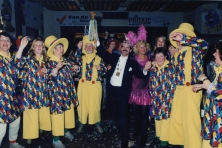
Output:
[110, 56, 128, 86]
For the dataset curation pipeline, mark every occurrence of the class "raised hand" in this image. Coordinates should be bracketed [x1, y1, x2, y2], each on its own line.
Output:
[77, 41, 83, 49]
[20, 36, 29, 49]
[170, 32, 183, 42]
[144, 61, 152, 70]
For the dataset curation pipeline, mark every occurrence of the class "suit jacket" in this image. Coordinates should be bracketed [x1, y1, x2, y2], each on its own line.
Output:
[97, 45, 147, 92]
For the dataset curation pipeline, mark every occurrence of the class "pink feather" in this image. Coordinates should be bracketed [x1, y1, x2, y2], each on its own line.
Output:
[126, 25, 147, 46]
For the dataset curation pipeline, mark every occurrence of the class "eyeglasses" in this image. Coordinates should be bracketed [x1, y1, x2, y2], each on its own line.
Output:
[0, 39, 11, 43]
[34, 45, 43, 47]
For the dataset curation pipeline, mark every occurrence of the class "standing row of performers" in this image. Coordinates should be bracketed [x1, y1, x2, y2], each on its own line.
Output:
[0, 22, 222, 148]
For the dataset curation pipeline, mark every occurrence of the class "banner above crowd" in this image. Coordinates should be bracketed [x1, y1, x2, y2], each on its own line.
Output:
[54, 11, 172, 27]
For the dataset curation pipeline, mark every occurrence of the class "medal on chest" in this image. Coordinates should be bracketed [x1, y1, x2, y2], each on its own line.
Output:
[116, 72, 120, 76]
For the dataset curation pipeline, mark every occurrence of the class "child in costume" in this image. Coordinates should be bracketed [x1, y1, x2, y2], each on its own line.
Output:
[149, 47, 176, 148]
[44, 35, 78, 148]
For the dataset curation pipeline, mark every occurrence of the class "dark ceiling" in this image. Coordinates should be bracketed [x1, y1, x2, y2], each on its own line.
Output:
[27, 0, 220, 12]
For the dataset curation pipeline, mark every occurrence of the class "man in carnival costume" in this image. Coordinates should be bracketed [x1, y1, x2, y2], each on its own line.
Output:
[75, 12, 107, 134]
[168, 23, 208, 148]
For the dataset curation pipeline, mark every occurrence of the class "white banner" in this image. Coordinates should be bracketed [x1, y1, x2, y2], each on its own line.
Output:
[55, 14, 90, 26]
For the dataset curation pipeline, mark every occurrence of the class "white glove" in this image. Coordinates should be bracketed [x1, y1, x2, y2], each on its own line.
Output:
[97, 40, 100, 47]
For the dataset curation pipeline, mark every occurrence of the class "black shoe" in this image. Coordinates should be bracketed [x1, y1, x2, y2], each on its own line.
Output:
[159, 145, 169, 148]
[39, 131, 50, 141]
[25, 143, 32, 148]
[121, 144, 128, 148]
[149, 139, 160, 148]
[171, 145, 183, 148]
[121, 141, 129, 148]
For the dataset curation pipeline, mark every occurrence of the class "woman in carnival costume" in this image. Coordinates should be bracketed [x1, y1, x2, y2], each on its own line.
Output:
[14, 37, 61, 148]
[44, 35, 78, 148]
[126, 25, 152, 147]
[0, 32, 24, 148]
[193, 40, 222, 148]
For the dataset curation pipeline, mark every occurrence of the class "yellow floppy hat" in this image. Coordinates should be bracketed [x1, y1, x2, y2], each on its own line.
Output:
[82, 35, 97, 54]
[44, 35, 68, 57]
[169, 23, 196, 48]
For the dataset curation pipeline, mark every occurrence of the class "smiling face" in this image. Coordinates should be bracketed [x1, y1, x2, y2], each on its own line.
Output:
[121, 43, 131, 57]
[53, 43, 64, 58]
[84, 43, 94, 54]
[109, 41, 116, 51]
[138, 43, 147, 55]
[32, 40, 44, 56]
[156, 37, 165, 48]
[0, 35, 12, 54]
[155, 52, 166, 67]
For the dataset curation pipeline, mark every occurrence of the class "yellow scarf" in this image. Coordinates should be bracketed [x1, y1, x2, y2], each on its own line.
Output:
[213, 65, 222, 83]
[84, 52, 96, 64]
[0, 51, 11, 60]
[156, 60, 169, 70]
[35, 55, 44, 65]
[49, 54, 63, 62]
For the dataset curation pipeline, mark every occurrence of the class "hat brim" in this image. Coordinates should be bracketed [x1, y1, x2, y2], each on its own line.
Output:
[47, 38, 68, 57]
[169, 28, 196, 48]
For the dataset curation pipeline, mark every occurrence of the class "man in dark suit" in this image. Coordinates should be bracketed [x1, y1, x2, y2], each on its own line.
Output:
[97, 40, 151, 148]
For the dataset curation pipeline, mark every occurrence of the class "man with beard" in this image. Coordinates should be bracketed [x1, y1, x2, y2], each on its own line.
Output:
[97, 40, 151, 148]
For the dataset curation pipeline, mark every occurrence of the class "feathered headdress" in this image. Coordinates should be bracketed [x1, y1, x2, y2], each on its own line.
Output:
[125, 25, 147, 47]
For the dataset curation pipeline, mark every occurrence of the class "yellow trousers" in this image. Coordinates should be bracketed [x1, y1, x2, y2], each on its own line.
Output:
[77, 80, 102, 124]
[169, 86, 202, 148]
[155, 119, 170, 142]
[51, 104, 75, 136]
[23, 107, 51, 139]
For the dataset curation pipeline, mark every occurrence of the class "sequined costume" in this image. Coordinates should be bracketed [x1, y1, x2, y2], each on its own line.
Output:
[129, 56, 151, 105]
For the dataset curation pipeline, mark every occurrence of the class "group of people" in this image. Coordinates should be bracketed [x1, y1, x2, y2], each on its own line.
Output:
[0, 22, 222, 148]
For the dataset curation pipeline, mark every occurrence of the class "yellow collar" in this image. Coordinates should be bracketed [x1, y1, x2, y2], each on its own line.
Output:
[0, 51, 11, 60]
[35, 55, 44, 63]
[156, 60, 169, 69]
[214, 65, 222, 74]
[49, 55, 63, 62]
